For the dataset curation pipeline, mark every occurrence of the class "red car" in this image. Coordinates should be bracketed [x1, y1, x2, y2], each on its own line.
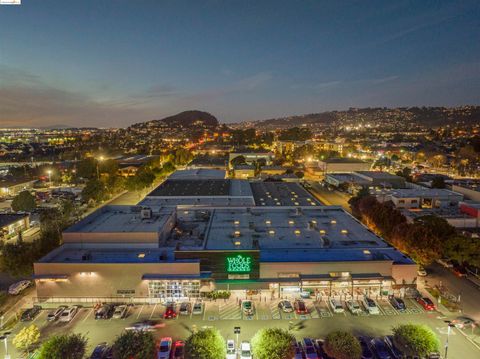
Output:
[164, 303, 177, 319]
[172, 340, 185, 359]
[294, 300, 309, 315]
[417, 297, 435, 311]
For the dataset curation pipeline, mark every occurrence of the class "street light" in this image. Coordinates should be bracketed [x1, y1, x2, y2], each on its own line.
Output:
[0, 331, 11, 359]
[444, 320, 455, 359]
[47, 170, 52, 186]
[96, 156, 105, 179]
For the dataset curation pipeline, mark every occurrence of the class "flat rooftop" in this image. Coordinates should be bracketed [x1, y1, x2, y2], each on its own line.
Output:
[147, 179, 253, 198]
[204, 206, 387, 251]
[38, 243, 184, 264]
[250, 182, 320, 206]
[64, 205, 174, 233]
[321, 158, 367, 164]
[387, 188, 463, 198]
[355, 171, 404, 180]
[168, 169, 226, 180]
[326, 173, 370, 185]
[0, 213, 28, 228]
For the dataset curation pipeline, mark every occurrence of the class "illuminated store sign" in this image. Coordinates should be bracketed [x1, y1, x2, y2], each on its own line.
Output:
[226, 254, 252, 273]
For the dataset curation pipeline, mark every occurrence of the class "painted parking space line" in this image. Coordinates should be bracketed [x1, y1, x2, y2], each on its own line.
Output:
[82, 308, 93, 323]
[136, 305, 144, 319]
[149, 303, 157, 319]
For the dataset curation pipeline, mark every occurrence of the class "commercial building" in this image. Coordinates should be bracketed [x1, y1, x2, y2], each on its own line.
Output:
[376, 188, 464, 209]
[0, 213, 30, 241]
[168, 169, 227, 180]
[250, 182, 320, 207]
[228, 152, 274, 168]
[325, 171, 406, 193]
[35, 205, 417, 302]
[452, 181, 480, 202]
[318, 158, 371, 174]
[140, 179, 255, 207]
[0, 178, 37, 197]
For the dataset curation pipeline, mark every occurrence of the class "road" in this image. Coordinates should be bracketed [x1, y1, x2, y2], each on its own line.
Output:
[425, 263, 480, 322]
[306, 181, 352, 212]
[1, 297, 479, 358]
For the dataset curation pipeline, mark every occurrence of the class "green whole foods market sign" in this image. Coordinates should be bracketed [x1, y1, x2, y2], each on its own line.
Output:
[226, 254, 252, 273]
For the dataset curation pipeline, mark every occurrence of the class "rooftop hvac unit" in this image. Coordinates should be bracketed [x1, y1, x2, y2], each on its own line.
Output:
[141, 208, 152, 219]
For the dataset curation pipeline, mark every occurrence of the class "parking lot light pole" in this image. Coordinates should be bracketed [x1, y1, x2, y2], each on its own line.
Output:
[444, 321, 455, 359]
[0, 331, 11, 359]
[234, 326, 241, 348]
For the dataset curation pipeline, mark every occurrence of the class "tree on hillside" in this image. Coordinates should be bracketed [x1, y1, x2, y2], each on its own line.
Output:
[112, 330, 155, 359]
[185, 328, 226, 359]
[393, 324, 439, 358]
[11, 190, 36, 212]
[76, 157, 97, 179]
[323, 331, 361, 359]
[38, 333, 87, 359]
[251, 328, 295, 359]
[12, 324, 40, 356]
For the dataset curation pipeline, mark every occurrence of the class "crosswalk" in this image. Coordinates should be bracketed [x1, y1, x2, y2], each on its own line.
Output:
[219, 301, 241, 320]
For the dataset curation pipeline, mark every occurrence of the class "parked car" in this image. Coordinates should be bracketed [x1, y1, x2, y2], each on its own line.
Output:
[300, 291, 311, 299]
[302, 338, 319, 359]
[370, 338, 392, 359]
[388, 296, 406, 311]
[452, 265, 468, 277]
[125, 320, 164, 331]
[416, 297, 435, 311]
[293, 341, 304, 359]
[172, 340, 184, 359]
[47, 306, 67, 321]
[346, 300, 362, 315]
[240, 341, 252, 359]
[59, 305, 79, 322]
[157, 337, 172, 359]
[20, 305, 42, 322]
[90, 342, 108, 359]
[358, 337, 374, 359]
[451, 316, 476, 329]
[95, 304, 115, 320]
[226, 339, 237, 359]
[112, 305, 128, 319]
[329, 298, 344, 314]
[192, 302, 203, 315]
[179, 302, 191, 315]
[294, 299, 308, 315]
[362, 297, 380, 315]
[383, 335, 403, 359]
[242, 300, 255, 316]
[164, 303, 177, 319]
[8, 280, 32, 295]
[278, 300, 294, 313]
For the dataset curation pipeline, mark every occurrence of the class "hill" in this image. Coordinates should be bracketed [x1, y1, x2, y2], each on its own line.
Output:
[130, 110, 218, 130]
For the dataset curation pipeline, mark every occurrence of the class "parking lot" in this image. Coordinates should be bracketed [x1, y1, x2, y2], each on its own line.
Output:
[1, 296, 480, 358]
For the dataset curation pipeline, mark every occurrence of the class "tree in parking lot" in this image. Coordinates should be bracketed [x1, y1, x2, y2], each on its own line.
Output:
[251, 328, 295, 359]
[112, 330, 155, 359]
[11, 190, 36, 212]
[185, 327, 226, 359]
[323, 331, 361, 359]
[12, 324, 40, 356]
[37, 333, 87, 359]
[392, 324, 439, 358]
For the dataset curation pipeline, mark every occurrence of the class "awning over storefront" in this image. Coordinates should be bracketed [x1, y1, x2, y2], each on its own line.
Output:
[34, 274, 69, 280]
[142, 272, 212, 280]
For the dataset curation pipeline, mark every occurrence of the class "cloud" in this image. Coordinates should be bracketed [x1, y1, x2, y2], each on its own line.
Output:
[369, 75, 399, 84]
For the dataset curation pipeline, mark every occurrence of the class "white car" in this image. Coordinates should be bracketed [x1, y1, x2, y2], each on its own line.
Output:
[59, 305, 79, 322]
[346, 300, 362, 314]
[8, 280, 32, 295]
[47, 306, 67, 321]
[362, 297, 380, 315]
[226, 339, 236, 359]
[240, 341, 252, 359]
[329, 298, 344, 313]
[192, 302, 203, 315]
[112, 305, 128, 319]
[241, 300, 254, 316]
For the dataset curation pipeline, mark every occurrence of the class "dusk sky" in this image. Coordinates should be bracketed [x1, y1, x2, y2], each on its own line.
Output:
[1, 0, 479, 128]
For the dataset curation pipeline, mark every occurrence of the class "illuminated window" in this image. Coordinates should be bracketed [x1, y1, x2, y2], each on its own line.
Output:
[311, 220, 317, 224]
[268, 229, 275, 235]
[288, 220, 295, 225]
[294, 202, 300, 205]
[234, 241, 241, 246]
[319, 229, 326, 235]
[234, 230, 241, 237]
[184, 211, 189, 214]
[330, 219, 337, 224]
[265, 220, 271, 225]
[341, 229, 348, 234]
[294, 229, 301, 235]
[363, 250, 371, 255]
[234, 220, 240, 225]
[137, 253, 145, 258]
